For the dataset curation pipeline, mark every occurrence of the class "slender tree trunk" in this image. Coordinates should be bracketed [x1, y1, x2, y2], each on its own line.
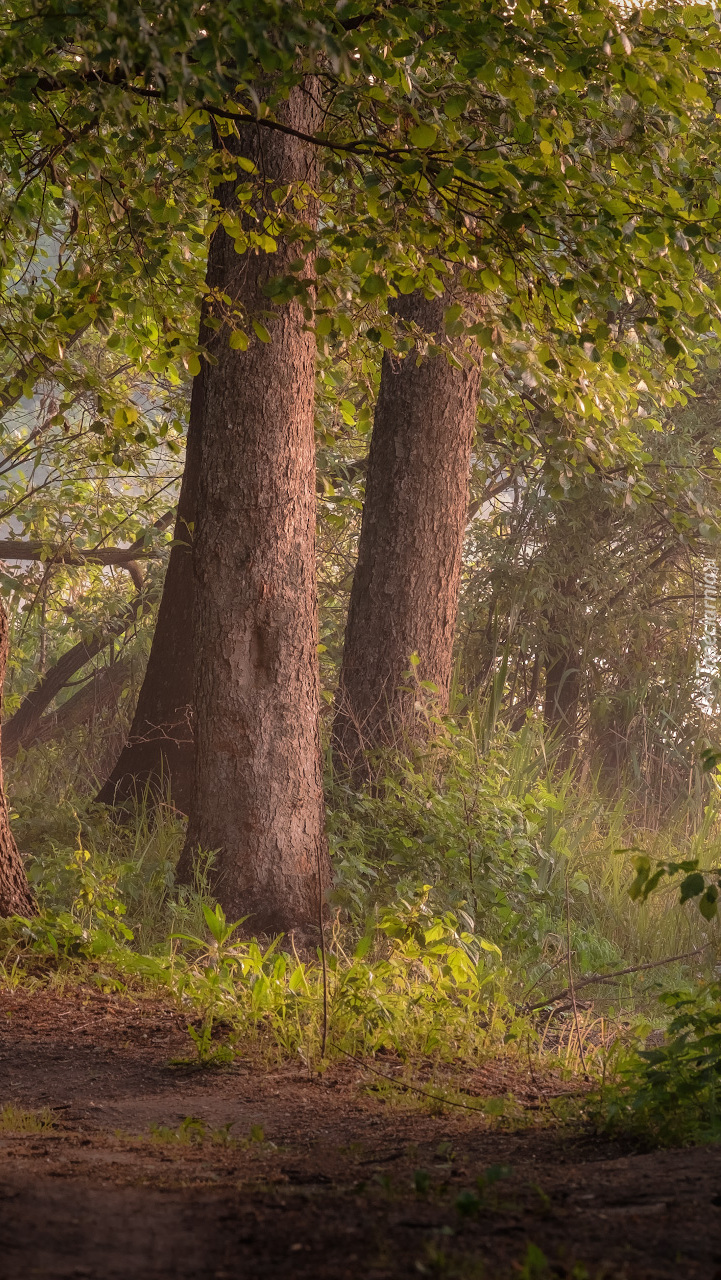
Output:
[543, 577, 582, 764]
[332, 290, 480, 773]
[0, 601, 35, 917]
[510, 651, 541, 731]
[543, 647, 581, 757]
[96, 382, 201, 812]
[178, 81, 330, 935]
[32, 658, 132, 750]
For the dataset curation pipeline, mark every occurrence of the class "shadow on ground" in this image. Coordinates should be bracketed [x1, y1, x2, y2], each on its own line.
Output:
[1, 987, 720, 1279]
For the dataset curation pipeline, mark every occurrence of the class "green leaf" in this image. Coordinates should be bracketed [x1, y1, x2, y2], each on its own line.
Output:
[202, 903, 227, 943]
[252, 320, 271, 344]
[699, 886, 719, 921]
[445, 95, 467, 119]
[480, 939, 502, 957]
[350, 250, 370, 274]
[513, 122, 534, 144]
[444, 303, 463, 328]
[409, 123, 438, 149]
[679, 872, 706, 903]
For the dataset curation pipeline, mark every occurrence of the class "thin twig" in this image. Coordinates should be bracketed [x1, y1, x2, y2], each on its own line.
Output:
[565, 869, 588, 1077]
[523, 944, 709, 1013]
[519, 950, 569, 1005]
[317, 857, 328, 1060]
[336, 1047, 485, 1113]
[336, 1047, 585, 1114]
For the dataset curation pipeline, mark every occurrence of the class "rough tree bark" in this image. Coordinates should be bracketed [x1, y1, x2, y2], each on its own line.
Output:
[178, 80, 330, 934]
[332, 289, 480, 773]
[96, 384, 201, 812]
[0, 600, 35, 917]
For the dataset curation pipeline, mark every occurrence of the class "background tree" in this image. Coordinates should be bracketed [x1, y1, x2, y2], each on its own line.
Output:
[0, 599, 34, 916]
[96, 379, 201, 812]
[332, 289, 480, 773]
[458, 380, 721, 818]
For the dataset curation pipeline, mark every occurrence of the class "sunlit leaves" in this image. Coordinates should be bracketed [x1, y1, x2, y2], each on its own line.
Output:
[2, 0, 721, 513]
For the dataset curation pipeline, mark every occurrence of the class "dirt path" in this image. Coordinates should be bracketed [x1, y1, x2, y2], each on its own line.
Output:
[1, 987, 720, 1279]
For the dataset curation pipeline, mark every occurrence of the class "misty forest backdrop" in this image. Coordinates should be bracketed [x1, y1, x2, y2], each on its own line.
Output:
[1, 0, 721, 1147]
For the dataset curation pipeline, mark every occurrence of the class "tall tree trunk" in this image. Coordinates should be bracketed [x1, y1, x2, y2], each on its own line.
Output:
[6, 585, 149, 759]
[543, 647, 581, 759]
[543, 577, 582, 764]
[332, 290, 480, 773]
[178, 81, 330, 935]
[96, 382, 201, 812]
[0, 601, 35, 917]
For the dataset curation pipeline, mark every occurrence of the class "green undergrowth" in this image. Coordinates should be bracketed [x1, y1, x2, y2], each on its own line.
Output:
[2, 714, 720, 1142]
[145, 1115, 270, 1149]
[589, 978, 721, 1147]
[0, 883, 524, 1069]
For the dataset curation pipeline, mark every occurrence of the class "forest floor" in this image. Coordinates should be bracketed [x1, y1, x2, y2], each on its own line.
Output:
[1, 985, 720, 1280]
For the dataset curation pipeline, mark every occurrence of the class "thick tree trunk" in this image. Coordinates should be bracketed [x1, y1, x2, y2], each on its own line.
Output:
[178, 81, 330, 935]
[96, 383, 201, 812]
[332, 290, 480, 773]
[0, 601, 35, 917]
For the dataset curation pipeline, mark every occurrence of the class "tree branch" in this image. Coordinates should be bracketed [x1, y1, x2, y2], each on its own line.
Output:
[0, 540, 156, 568]
[3, 586, 155, 758]
[523, 945, 708, 1013]
[0, 510, 175, 577]
[27, 657, 132, 751]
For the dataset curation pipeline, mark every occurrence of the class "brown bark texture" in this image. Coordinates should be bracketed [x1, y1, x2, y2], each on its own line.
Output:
[332, 290, 480, 773]
[179, 81, 330, 935]
[0, 600, 35, 917]
[96, 384, 202, 812]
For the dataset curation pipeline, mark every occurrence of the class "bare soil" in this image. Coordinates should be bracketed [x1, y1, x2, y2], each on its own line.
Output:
[1, 986, 720, 1279]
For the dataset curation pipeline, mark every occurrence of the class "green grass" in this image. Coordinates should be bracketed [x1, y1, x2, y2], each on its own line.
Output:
[0, 1103, 54, 1134]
